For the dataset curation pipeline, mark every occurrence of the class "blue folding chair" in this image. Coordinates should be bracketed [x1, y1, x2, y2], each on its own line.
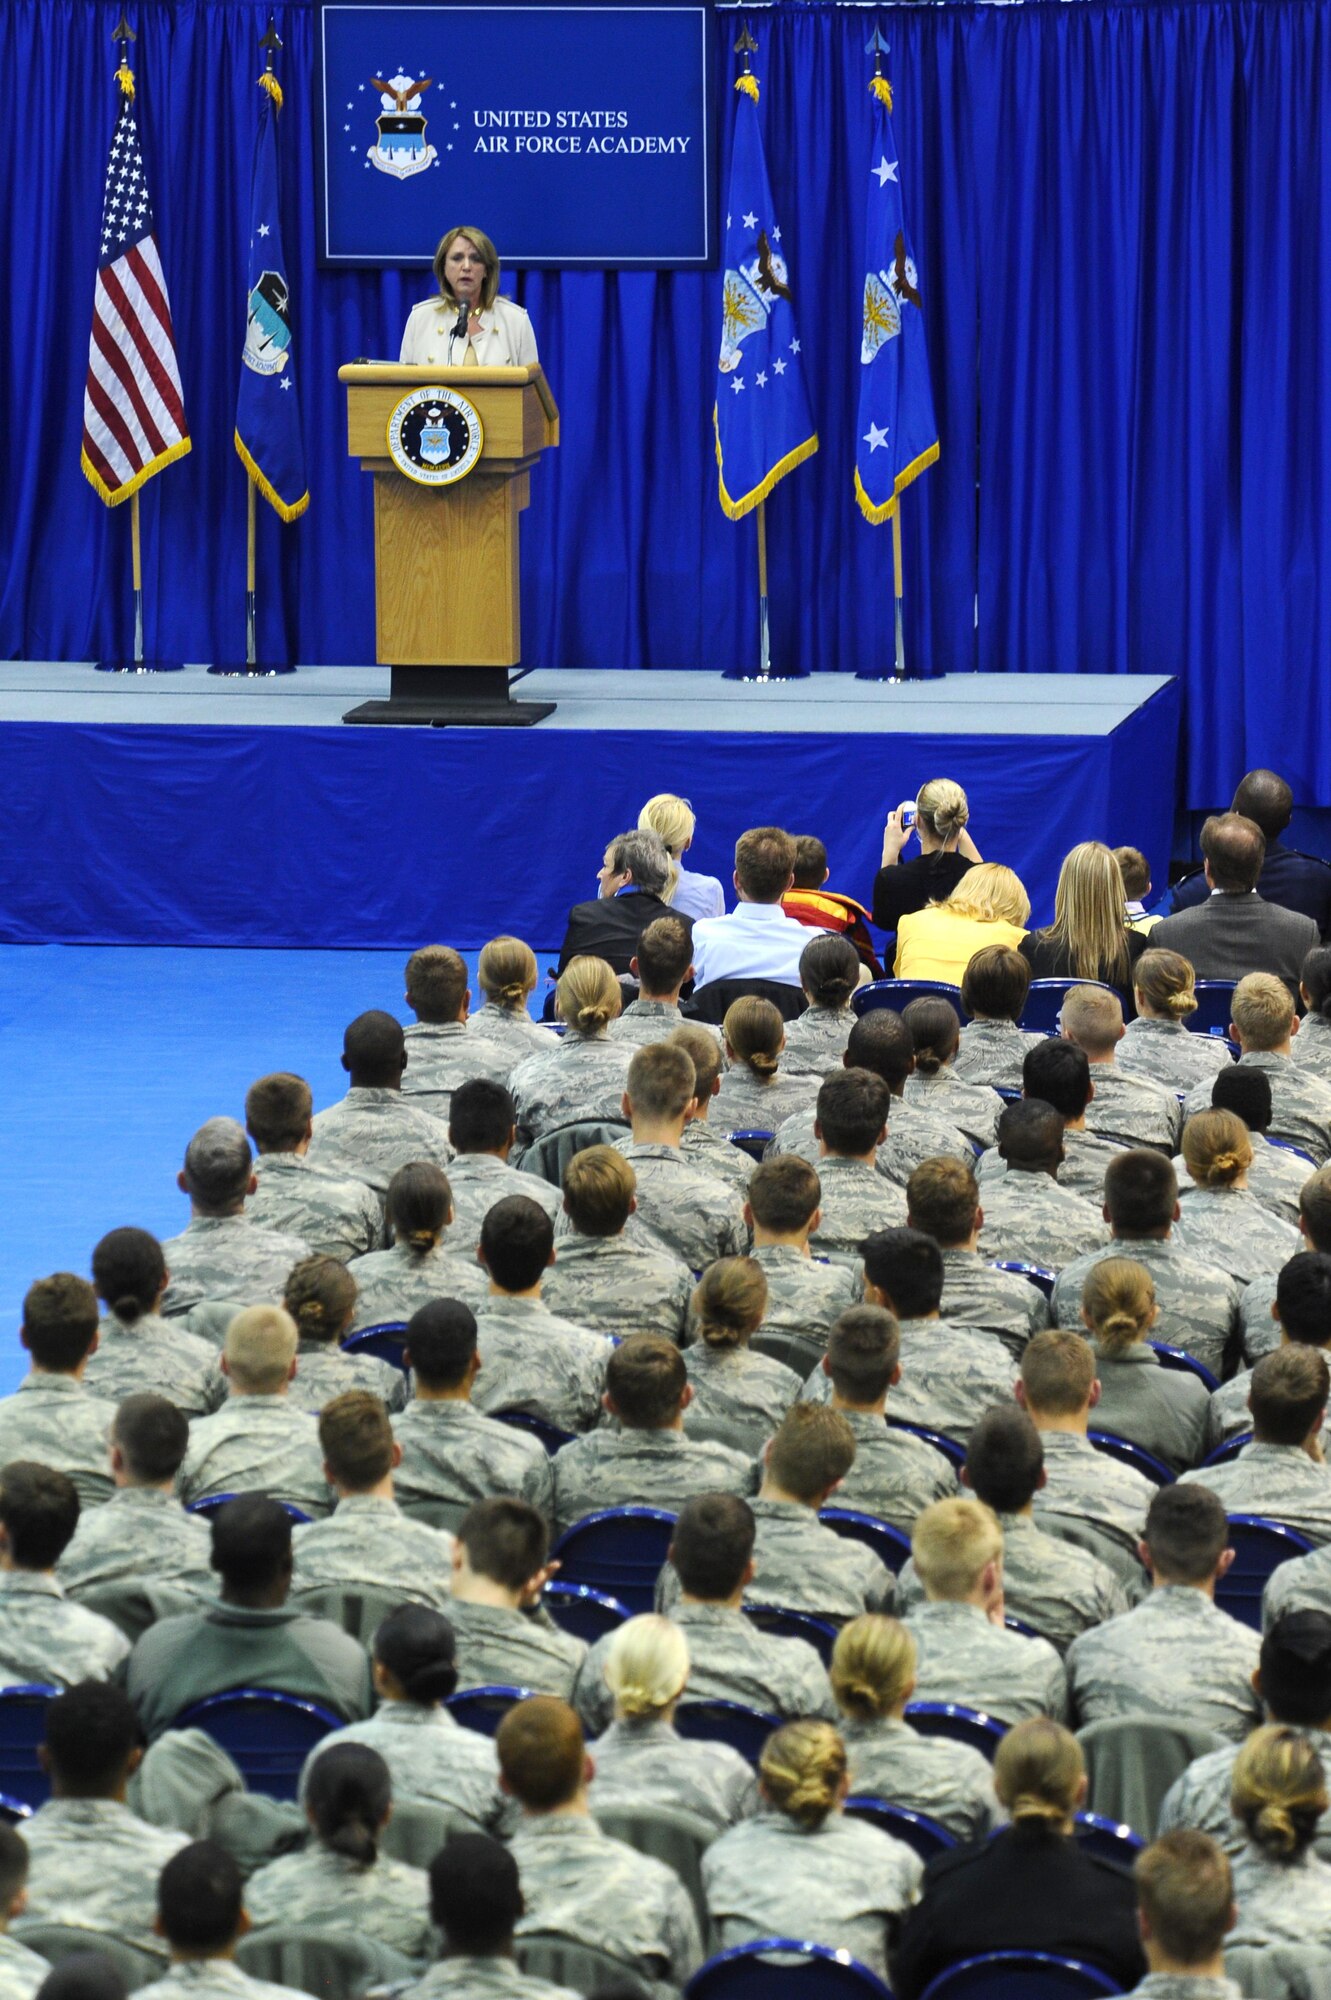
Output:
[186, 1493, 313, 1525]
[904, 1702, 1007, 1760]
[1217, 1515, 1315, 1631]
[853, 979, 965, 1019]
[726, 1130, 776, 1161]
[1019, 980, 1115, 1034]
[445, 1685, 533, 1735]
[1190, 981, 1238, 1038]
[1089, 1430, 1174, 1485]
[551, 1507, 676, 1616]
[686, 1938, 892, 1999]
[0, 1796, 30, 1825]
[1005, 1613, 1040, 1639]
[341, 1322, 410, 1374]
[493, 1409, 576, 1456]
[819, 1508, 912, 1572]
[542, 1580, 630, 1644]
[994, 1085, 1024, 1104]
[1149, 1342, 1220, 1394]
[1268, 1138, 1318, 1167]
[745, 1603, 839, 1665]
[1203, 1431, 1254, 1467]
[888, 1417, 966, 1471]
[919, 1951, 1122, 2000]
[845, 1795, 956, 1862]
[1073, 1810, 1145, 1870]
[171, 1688, 343, 1800]
[992, 1259, 1057, 1301]
[675, 1700, 780, 1766]
[0, 1688, 54, 1813]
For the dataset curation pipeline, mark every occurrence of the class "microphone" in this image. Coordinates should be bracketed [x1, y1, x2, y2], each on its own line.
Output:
[452, 302, 469, 345]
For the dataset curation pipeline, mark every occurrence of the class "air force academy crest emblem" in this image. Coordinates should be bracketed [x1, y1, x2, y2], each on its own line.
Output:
[242, 270, 293, 376]
[368, 74, 438, 178]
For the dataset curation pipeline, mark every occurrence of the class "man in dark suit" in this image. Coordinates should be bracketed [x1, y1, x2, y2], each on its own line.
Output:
[1170, 770, 1331, 936]
[555, 827, 682, 976]
[1153, 812, 1319, 995]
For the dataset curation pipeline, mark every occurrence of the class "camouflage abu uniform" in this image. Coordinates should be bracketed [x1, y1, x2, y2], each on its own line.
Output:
[21, 1797, 188, 1960]
[401, 1020, 515, 1120]
[135, 1964, 316, 2000]
[445, 1596, 586, 1700]
[1184, 1053, 1331, 1168]
[58, 1486, 213, 1598]
[780, 1006, 856, 1079]
[657, 1497, 895, 1623]
[751, 1244, 863, 1355]
[509, 1812, 702, 1990]
[179, 1396, 331, 1517]
[683, 1342, 802, 1450]
[1116, 1017, 1232, 1091]
[609, 999, 717, 1048]
[712, 1066, 820, 1134]
[904, 1600, 1068, 1723]
[903, 1070, 1003, 1150]
[247, 1153, 382, 1263]
[894, 1509, 1129, 1654]
[612, 1140, 748, 1269]
[938, 1249, 1050, 1358]
[1033, 1430, 1153, 1586]
[767, 1101, 973, 1190]
[346, 1242, 488, 1327]
[1065, 1585, 1262, 1741]
[587, 1715, 757, 1830]
[1226, 1842, 1331, 1951]
[472, 1000, 556, 1057]
[1295, 1012, 1331, 1085]
[548, 1426, 754, 1540]
[0, 1376, 116, 1508]
[840, 1714, 1000, 1842]
[803, 1318, 1018, 1447]
[290, 1493, 454, 1609]
[1172, 1186, 1302, 1282]
[307, 1087, 454, 1199]
[1178, 1444, 1331, 1546]
[1174, 1139, 1312, 1230]
[953, 1020, 1046, 1091]
[392, 1399, 555, 1520]
[1053, 1236, 1243, 1381]
[977, 1129, 1129, 1206]
[468, 1296, 612, 1433]
[243, 1844, 433, 1959]
[299, 1700, 503, 1833]
[288, 1341, 407, 1414]
[573, 1599, 834, 1735]
[84, 1312, 215, 1417]
[680, 1116, 755, 1195]
[542, 1230, 694, 1345]
[159, 1215, 310, 1319]
[1083, 1065, 1184, 1152]
[1159, 1723, 1331, 1862]
[830, 1408, 957, 1533]
[509, 1036, 634, 1143]
[440, 1153, 561, 1256]
[807, 1158, 908, 1259]
[391, 1962, 578, 2000]
[975, 1169, 1110, 1272]
[1093, 1343, 1211, 1471]
[0, 1938, 52, 2000]
[1239, 1275, 1281, 1365]
[0, 1572, 129, 1685]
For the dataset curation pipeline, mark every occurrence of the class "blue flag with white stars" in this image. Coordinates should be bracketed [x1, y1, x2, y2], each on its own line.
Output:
[854, 62, 938, 523]
[714, 74, 817, 521]
[235, 77, 308, 521]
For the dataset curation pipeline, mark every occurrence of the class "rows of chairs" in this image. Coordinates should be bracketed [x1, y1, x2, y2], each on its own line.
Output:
[851, 975, 1240, 1042]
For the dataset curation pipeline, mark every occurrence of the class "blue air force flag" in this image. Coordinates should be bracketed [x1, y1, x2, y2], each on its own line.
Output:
[854, 69, 938, 524]
[714, 76, 817, 521]
[235, 75, 308, 521]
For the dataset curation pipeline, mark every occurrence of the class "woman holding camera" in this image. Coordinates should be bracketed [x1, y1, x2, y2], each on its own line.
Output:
[872, 778, 981, 935]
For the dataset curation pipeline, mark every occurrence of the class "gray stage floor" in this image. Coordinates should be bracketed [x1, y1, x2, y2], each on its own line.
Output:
[0, 664, 1170, 735]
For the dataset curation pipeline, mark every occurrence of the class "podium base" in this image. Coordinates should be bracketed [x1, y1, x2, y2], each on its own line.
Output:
[95, 659, 184, 674]
[207, 662, 298, 678]
[343, 665, 555, 728]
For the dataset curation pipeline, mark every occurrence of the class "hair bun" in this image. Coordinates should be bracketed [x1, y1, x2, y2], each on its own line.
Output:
[1255, 1802, 1298, 1857]
[111, 1294, 145, 1326]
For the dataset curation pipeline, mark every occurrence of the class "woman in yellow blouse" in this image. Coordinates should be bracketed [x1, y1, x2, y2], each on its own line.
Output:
[893, 863, 1030, 983]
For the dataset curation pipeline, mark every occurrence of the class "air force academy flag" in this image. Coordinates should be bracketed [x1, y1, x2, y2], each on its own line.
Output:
[235, 67, 308, 521]
[714, 59, 817, 521]
[854, 46, 938, 524]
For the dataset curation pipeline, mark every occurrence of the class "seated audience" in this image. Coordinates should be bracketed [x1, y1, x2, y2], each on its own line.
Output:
[815, 1307, 957, 1530]
[683, 1259, 802, 1448]
[901, 995, 1004, 1148]
[713, 995, 820, 1131]
[1178, 1347, 1331, 1545]
[1117, 947, 1234, 1090]
[1017, 1328, 1155, 1584]
[586, 1614, 756, 1831]
[1212, 1251, 1331, 1449]
[1298, 946, 1331, 1082]
[556, 828, 676, 977]
[1021, 841, 1148, 1014]
[1116, 844, 1165, 935]
[497, 1697, 702, 1988]
[399, 944, 511, 1118]
[892, 1719, 1147, 2000]
[1184, 971, 1331, 1167]
[179, 1307, 329, 1518]
[0, 1464, 128, 1686]
[306, 1012, 456, 1200]
[1130, 1832, 1236, 1994]
[807, 1068, 907, 1256]
[541, 1145, 693, 1344]
[243, 1744, 432, 1958]
[160, 1119, 309, 1321]
[744, 1155, 861, 1358]
[615, 1042, 748, 1267]
[769, 1009, 972, 1187]
[347, 1162, 486, 1326]
[1080, 1257, 1210, 1471]
[671, 1022, 754, 1192]
[243, 1072, 381, 1262]
[446, 1499, 585, 1698]
[907, 1156, 1050, 1356]
[1061, 984, 1183, 1152]
[0, 1276, 116, 1508]
[830, 1614, 1000, 1842]
[279, 1256, 405, 1411]
[872, 777, 979, 936]
[406, 1832, 578, 2000]
[473, 936, 555, 1056]
[22, 1683, 187, 1965]
[638, 791, 726, 923]
[290, 1391, 452, 1611]
[953, 943, 1044, 1089]
[976, 1099, 1109, 1271]
[855, 1228, 1017, 1445]
[1196, 1064, 1313, 1229]
[904, 1497, 1067, 1722]
[509, 956, 633, 1144]
[1066, 1484, 1261, 1741]
[1226, 1725, 1331, 1950]
[780, 934, 863, 1078]
[1174, 1108, 1302, 1280]
[1168, 770, 1331, 934]
[0, 1826, 46, 2000]
[689, 825, 820, 990]
[1242, 1169, 1331, 1364]
[702, 1719, 922, 1986]
[442, 1079, 561, 1252]
[782, 836, 882, 974]
[391, 1299, 554, 1520]
[141, 1841, 320, 2000]
[59, 1394, 212, 1599]
[86, 1229, 213, 1417]
[894, 863, 1030, 985]
[983, 1038, 1127, 1204]
[1155, 811, 1320, 993]
[607, 914, 700, 1046]
[469, 1199, 611, 1434]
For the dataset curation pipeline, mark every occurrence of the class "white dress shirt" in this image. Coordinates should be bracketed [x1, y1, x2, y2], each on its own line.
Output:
[399, 294, 539, 368]
[690, 901, 828, 988]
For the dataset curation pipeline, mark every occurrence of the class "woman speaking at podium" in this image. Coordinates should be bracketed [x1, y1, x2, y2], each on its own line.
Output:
[399, 225, 539, 368]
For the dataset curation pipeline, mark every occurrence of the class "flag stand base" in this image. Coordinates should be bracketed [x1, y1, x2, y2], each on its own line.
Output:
[95, 658, 183, 673]
[207, 662, 298, 677]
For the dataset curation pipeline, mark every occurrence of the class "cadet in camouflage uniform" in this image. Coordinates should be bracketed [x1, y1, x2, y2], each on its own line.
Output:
[269, 1255, 405, 1413]
[1019, 1329, 1154, 1586]
[393, 1835, 582, 2000]
[305, 1012, 455, 1199]
[244, 1073, 383, 1262]
[1181, 976, 1331, 1164]
[612, 1040, 749, 1265]
[1126, 1828, 1245, 2000]
[86, 1230, 215, 1414]
[59, 1394, 213, 1600]
[777, 936, 861, 1079]
[289, 1392, 453, 1611]
[849, 1228, 1018, 1443]
[472, 930, 558, 1056]
[539, 1146, 693, 1343]
[160, 1120, 310, 1318]
[137, 1844, 362, 2000]
[976, 1101, 1111, 1271]
[811, 1307, 956, 1531]
[607, 916, 712, 1050]
[390, 1299, 554, 1520]
[347, 1161, 489, 1327]
[743, 1156, 865, 1364]
[434, 1078, 561, 1256]
[400, 946, 515, 1121]
[712, 1005, 820, 1133]
[683, 1267, 803, 1452]
[1066, 1486, 1262, 1741]
[610, 997, 697, 1045]
[179, 1308, 332, 1518]
[1180, 1347, 1331, 1545]
[1173, 1109, 1303, 1282]
[468, 1197, 612, 1434]
[804, 1070, 909, 1258]
[904, 1158, 1050, 1356]
[1060, 984, 1184, 1151]
[0, 1465, 130, 1686]
[508, 955, 634, 1142]
[1225, 1724, 1331, 1951]
[446, 1500, 587, 1697]
[669, 1021, 759, 1196]
[769, 1095, 972, 1191]
[905, 1497, 1068, 1722]
[550, 1335, 755, 1540]
[954, 1020, 1046, 1091]
[1116, 946, 1234, 1089]
[0, 1274, 116, 1509]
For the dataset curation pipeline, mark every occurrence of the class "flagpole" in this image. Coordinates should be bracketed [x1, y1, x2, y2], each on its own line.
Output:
[892, 505, 906, 680]
[756, 499, 771, 678]
[246, 481, 257, 667]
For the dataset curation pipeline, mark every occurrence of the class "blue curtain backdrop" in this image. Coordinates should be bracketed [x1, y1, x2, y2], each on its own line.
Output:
[3, 0, 1330, 806]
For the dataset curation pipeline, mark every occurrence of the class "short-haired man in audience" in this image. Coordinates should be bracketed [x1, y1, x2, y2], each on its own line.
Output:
[0, 1275, 116, 1507]
[1066, 1484, 1261, 1741]
[0, 1463, 129, 1685]
[399, 945, 513, 1125]
[615, 1042, 748, 1267]
[557, 828, 677, 977]
[1061, 985, 1184, 1153]
[987, 1039, 1127, 1203]
[470, 1197, 612, 1434]
[550, 1334, 753, 1539]
[127, 1494, 372, 1739]
[574, 1492, 834, 1734]
[243, 1073, 381, 1262]
[1196, 1064, 1311, 1230]
[907, 1157, 1050, 1356]
[608, 915, 702, 1045]
[976, 1099, 1110, 1272]
[770, 1010, 971, 1187]
[745, 1155, 861, 1359]
[179, 1306, 330, 1518]
[409, 1833, 580, 2000]
[498, 1696, 702, 1990]
[689, 825, 823, 990]
[895, 1406, 1129, 1651]
[289, 1391, 453, 1611]
[1182, 972, 1331, 1166]
[160, 1119, 310, 1320]
[442, 1079, 562, 1253]
[1178, 1346, 1331, 1546]
[1159, 1609, 1331, 1854]
[1016, 1328, 1155, 1586]
[1208, 1252, 1331, 1450]
[145, 1841, 308, 2000]
[59, 1393, 212, 1600]
[0, 1824, 47, 2000]
[1241, 1166, 1331, 1363]
[815, 1307, 956, 1529]
[905, 1497, 1068, 1723]
[392, 1298, 554, 1521]
[671, 1022, 753, 1194]
[23, 1682, 188, 1965]
[807, 1069, 907, 1257]
[446, 1498, 585, 1697]
[953, 945, 1044, 1090]
[306, 1010, 455, 1200]
[1130, 1830, 1237, 1997]
[542, 1146, 693, 1344]
[1116, 845, 1163, 933]
[1155, 809, 1320, 990]
[1052, 1150, 1244, 1381]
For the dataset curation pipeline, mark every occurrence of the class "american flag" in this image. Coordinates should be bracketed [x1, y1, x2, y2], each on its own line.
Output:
[81, 90, 190, 505]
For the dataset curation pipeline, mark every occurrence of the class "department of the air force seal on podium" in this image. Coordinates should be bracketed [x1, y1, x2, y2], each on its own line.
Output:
[386, 386, 484, 486]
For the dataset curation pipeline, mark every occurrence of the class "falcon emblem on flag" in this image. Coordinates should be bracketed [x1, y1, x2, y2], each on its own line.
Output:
[242, 271, 293, 377]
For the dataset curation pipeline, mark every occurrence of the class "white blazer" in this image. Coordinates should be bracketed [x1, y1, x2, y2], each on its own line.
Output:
[398, 293, 539, 368]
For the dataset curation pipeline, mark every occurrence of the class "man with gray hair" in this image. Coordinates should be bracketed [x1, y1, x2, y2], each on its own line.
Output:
[556, 828, 678, 977]
[179, 1307, 330, 1518]
[160, 1118, 309, 1320]
[1060, 984, 1183, 1153]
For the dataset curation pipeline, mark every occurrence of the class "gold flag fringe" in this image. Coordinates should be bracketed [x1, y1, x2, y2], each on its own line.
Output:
[257, 69, 283, 109]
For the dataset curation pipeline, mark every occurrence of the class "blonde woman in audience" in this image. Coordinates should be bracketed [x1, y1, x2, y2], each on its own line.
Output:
[281, 1255, 406, 1411]
[683, 1257, 802, 1449]
[1117, 948, 1232, 1088]
[713, 995, 820, 1130]
[1297, 947, 1331, 1082]
[1227, 1725, 1331, 1949]
[830, 1615, 1000, 1843]
[894, 862, 1030, 983]
[702, 1719, 924, 1985]
[782, 933, 863, 1078]
[508, 955, 634, 1142]
[1174, 1109, 1302, 1283]
[1079, 1257, 1208, 1471]
[346, 1163, 486, 1328]
[586, 1614, 757, 1831]
[901, 995, 1004, 1150]
[473, 936, 553, 1054]
[638, 792, 726, 921]
[873, 777, 981, 935]
[1020, 842, 1148, 1015]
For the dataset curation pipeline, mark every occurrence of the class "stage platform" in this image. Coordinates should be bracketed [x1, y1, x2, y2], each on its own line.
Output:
[0, 667, 1181, 951]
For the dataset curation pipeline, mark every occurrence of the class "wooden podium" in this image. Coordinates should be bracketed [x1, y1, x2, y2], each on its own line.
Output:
[337, 362, 559, 725]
